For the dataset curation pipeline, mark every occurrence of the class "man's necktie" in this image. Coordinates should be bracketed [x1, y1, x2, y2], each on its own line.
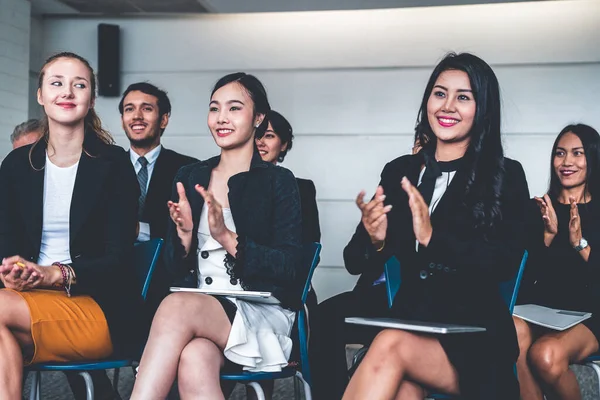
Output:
[137, 156, 149, 220]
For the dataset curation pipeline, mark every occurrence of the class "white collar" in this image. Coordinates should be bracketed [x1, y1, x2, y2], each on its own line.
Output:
[130, 144, 162, 166]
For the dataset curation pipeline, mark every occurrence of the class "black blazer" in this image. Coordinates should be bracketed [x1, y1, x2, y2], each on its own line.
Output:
[137, 147, 198, 240]
[0, 135, 144, 357]
[164, 153, 305, 310]
[343, 153, 529, 373]
[296, 178, 321, 244]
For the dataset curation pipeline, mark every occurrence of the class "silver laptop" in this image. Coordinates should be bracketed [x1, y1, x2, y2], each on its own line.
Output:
[345, 317, 486, 334]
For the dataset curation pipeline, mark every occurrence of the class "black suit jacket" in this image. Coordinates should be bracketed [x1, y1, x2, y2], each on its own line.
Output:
[137, 147, 198, 239]
[343, 153, 529, 398]
[296, 178, 321, 244]
[165, 152, 306, 310]
[0, 135, 144, 357]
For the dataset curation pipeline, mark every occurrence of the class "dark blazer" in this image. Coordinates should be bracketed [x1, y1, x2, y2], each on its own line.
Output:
[343, 152, 530, 399]
[164, 153, 305, 310]
[296, 178, 321, 244]
[0, 134, 143, 357]
[137, 147, 198, 239]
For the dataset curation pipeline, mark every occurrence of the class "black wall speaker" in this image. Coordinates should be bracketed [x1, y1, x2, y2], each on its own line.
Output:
[97, 23, 120, 97]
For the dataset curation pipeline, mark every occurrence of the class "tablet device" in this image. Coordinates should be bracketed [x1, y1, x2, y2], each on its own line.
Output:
[169, 287, 280, 305]
[345, 317, 486, 334]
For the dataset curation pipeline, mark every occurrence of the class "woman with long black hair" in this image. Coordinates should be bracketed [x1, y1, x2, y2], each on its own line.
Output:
[342, 52, 529, 400]
[130, 73, 303, 400]
[515, 124, 600, 400]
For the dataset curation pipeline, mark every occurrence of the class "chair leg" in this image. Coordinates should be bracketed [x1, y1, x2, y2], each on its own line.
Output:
[587, 362, 600, 397]
[295, 371, 312, 400]
[112, 368, 123, 400]
[78, 371, 95, 400]
[293, 374, 300, 399]
[247, 382, 266, 400]
[28, 371, 40, 400]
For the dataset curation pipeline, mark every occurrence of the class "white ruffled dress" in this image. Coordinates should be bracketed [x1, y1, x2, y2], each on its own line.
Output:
[196, 204, 296, 372]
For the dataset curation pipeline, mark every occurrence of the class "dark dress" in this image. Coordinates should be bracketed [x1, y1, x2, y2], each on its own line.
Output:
[519, 198, 600, 340]
[374, 153, 529, 400]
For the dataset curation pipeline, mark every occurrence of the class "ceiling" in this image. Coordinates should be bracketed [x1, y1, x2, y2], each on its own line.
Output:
[31, 0, 553, 15]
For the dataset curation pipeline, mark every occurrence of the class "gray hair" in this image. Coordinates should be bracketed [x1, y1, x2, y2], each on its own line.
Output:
[10, 119, 42, 144]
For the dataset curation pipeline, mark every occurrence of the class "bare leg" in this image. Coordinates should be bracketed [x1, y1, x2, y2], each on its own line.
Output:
[342, 329, 459, 400]
[178, 338, 226, 400]
[131, 293, 232, 400]
[0, 290, 34, 399]
[528, 323, 599, 400]
[393, 380, 426, 400]
[514, 316, 545, 400]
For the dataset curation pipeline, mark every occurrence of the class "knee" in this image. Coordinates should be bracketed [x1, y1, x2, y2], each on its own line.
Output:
[513, 317, 533, 356]
[0, 290, 25, 327]
[528, 339, 568, 383]
[367, 330, 411, 367]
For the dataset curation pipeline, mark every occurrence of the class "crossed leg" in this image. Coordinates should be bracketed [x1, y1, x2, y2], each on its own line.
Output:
[342, 329, 459, 400]
[527, 321, 598, 400]
[130, 293, 233, 400]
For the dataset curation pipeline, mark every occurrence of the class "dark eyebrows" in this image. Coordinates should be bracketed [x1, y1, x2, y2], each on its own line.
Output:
[556, 146, 584, 151]
[433, 84, 472, 93]
[209, 99, 245, 106]
[124, 102, 155, 109]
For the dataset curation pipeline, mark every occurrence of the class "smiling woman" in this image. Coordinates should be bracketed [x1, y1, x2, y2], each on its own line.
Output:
[130, 73, 304, 400]
[338, 53, 530, 400]
[516, 124, 600, 400]
[0, 52, 142, 399]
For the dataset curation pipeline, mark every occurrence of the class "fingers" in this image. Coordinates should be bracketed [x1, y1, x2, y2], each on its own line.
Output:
[355, 190, 367, 210]
[176, 182, 188, 202]
[401, 177, 426, 207]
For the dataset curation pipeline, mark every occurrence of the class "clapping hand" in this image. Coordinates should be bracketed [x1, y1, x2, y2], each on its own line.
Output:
[569, 196, 582, 248]
[195, 185, 231, 244]
[356, 186, 392, 248]
[401, 177, 432, 246]
[534, 194, 558, 246]
[168, 182, 194, 235]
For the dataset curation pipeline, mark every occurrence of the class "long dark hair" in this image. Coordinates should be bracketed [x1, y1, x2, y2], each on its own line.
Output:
[415, 52, 504, 231]
[31, 52, 113, 167]
[548, 124, 600, 202]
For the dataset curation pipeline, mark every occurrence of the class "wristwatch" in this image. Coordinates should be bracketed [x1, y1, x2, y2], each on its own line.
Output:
[574, 237, 589, 252]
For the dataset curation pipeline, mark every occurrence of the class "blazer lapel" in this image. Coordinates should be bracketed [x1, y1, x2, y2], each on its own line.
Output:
[70, 151, 110, 241]
[22, 143, 45, 251]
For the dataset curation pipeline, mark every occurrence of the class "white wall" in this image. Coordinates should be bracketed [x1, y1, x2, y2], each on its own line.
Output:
[39, 0, 600, 300]
[0, 0, 30, 154]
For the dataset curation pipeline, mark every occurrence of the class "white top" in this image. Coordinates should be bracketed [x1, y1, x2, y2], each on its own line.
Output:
[130, 145, 162, 242]
[196, 203, 296, 372]
[38, 153, 79, 266]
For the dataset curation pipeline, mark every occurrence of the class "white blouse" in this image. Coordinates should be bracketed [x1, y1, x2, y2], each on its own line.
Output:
[38, 153, 79, 266]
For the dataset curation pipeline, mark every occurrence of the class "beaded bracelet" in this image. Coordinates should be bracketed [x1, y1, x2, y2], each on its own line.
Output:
[52, 262, 72, 297]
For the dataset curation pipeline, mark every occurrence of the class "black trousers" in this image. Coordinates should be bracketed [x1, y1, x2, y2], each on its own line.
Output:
[309, 284, 389, 400]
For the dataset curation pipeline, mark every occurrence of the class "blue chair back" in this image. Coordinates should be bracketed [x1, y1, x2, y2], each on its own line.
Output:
[298, 242, 322, 386]
[498, 251, 528, 313]
[384, 256, 401, 308]
[384, 251, 528, 311]
[133, 238, 164, 300]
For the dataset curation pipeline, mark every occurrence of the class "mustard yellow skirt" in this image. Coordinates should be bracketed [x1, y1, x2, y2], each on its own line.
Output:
[7, 289, 113, 365]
